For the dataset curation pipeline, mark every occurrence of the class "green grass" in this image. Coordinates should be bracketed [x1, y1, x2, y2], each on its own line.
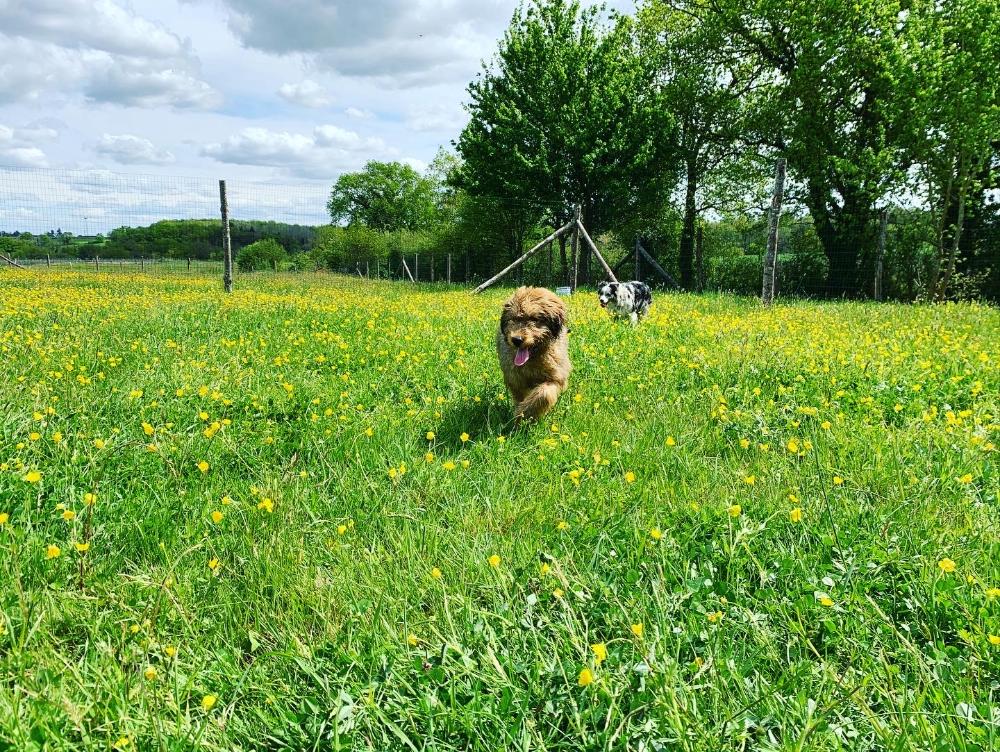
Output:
[0, 269, 998, 751]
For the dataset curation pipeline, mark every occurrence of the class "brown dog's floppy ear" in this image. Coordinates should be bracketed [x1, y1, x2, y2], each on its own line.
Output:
[500, 299, 515, 330]
[543, 302, 566, 339]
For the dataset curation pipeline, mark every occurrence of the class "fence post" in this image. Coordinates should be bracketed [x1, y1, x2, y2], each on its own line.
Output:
[430, 255, 435, 282]
[761, 158, 786, 306]
[95, 255, 100, 272]
[447, 253, 452, 284]
[634, 237, 641, 281]
[141, 256, 145, 272]
[695, 223, 705, 292]
[571, 204, 581, 291]
[415, 254, 419, 282]
[187, 257, 191, 271]
[220, 180, 233, 293]
[875, 209, 888, 301]
[45, 254, 50, 268]
[273, 259, 278, 273]
[376, 259, 380, 279]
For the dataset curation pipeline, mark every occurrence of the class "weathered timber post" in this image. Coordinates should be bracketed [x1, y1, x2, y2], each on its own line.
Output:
[761, 158, 787, 306]
[447, 253, 452, 284]
[634, 237, 641, 281]
[875, 209, 888, 301]
[95, 255, 100, 272]
[571, 204, 581, 291]
[695, 223, 705, 292]
[220, 180, 233, 293]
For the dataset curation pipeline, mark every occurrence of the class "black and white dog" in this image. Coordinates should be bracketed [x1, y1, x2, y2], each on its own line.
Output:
[597, 281, 652, 325]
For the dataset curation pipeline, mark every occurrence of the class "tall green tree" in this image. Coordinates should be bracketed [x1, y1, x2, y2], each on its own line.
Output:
[693, 0, 923, 296]
[457, 0, 678, 282]
[907, 0, 1000, 299]
[327, 161, 437, 232]
[638, 1, 771, 289]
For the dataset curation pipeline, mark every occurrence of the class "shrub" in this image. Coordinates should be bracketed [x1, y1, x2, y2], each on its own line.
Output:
[237, 238, 287, 272]
[709, 254, 761, 294]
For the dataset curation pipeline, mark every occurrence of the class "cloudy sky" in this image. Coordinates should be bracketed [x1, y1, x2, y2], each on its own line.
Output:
[0, 0, 630, 233]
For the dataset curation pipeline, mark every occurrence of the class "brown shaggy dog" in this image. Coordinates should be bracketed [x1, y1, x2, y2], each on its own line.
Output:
[496, 286, 571, 423]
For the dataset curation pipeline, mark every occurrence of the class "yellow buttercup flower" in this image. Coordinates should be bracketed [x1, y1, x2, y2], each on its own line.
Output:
[624, 471, 636, 484]
[938, 558, 956, 573]
[210, 510, 224, 524]
[196, 461, 209, 473]
[431, 567, 442, 579]
[649, 527, 663, 541]
[727, 504, 742, 518]
[591, 643, 607, 665]
[789, 507, 803, 523]
[201, 695, 217, 711]
[630, 623, 644, 638]
[578, 667, 594, 687]
[488, 554, 501, 568]
[23, 471, 42, 484]
[46, 544, 61, 559]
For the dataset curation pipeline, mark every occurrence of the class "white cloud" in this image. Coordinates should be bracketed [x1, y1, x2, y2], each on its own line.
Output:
[277, 80, 333, 108]
[0, 1, 220, 110]
[345, 107, 374, 120]
[406, 103, 467, 134]
[201, 124, 392, 178]
[215, 0, 513, 87]
[0, 0, 188, 58]
[0, 122, 57, 167]
[96, 134, 176, 165]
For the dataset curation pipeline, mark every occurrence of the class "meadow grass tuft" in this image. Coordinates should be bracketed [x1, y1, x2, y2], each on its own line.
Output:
[0, 270, 997, 750]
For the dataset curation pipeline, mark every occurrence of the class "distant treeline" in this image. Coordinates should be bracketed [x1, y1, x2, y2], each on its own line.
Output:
[0, 220, 316, 261]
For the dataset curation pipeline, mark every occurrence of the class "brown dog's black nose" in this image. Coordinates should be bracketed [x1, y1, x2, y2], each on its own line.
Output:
[511, 336, 524, 347]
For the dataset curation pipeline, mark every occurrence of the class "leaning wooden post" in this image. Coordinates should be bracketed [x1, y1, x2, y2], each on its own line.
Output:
[577, 219, 617, 282]
[473, 221, 574, 294]
[220, 180, 233, 292]
[634, 237, 641, 281]
[761, 158, 787, 306]
[570, 204, 581, 291]
[400, 256, 415, 283]
[874, 209, 888, 301]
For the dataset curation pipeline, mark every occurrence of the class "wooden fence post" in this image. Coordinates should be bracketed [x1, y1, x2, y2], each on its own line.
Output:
[220, 180, 233, 293]
[46, 254, 51, 268]
[430, 255, 435, 282]
[187, 257, 191, 271]
[634, 237, 641, 281]
[571, 204, 581, 291]
[141, 256, 145, 272]
[875, 209, 888, 301]
[95, 255, 100, 272]
[273, 259, 278, 273]
[695, 223, 705, 292]
[415, 254, 419, 282]
[376, 259, 380, 279]
[761, 158, 787, 306]
[447, 253, 452, 284]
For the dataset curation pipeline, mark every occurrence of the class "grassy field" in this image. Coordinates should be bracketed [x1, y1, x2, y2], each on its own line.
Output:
[0, 270, 997, 751]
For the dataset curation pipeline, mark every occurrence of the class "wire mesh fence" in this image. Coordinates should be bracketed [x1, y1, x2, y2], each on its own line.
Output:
[2, 166, 997, 301]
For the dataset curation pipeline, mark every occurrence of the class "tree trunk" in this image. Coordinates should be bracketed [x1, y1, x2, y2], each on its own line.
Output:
[679, 159, 697, 290]
[937, 155, 969, 300]
[806, 180, 871, 298]
[762, 158, 787, 305]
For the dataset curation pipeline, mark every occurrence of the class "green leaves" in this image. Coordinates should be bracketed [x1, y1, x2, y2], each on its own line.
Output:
[458, 0, 678, 232]
[327, 161, 438, 234]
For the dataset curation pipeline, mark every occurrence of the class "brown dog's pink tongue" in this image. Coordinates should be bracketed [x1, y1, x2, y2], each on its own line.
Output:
[514, 347, 530, 367]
